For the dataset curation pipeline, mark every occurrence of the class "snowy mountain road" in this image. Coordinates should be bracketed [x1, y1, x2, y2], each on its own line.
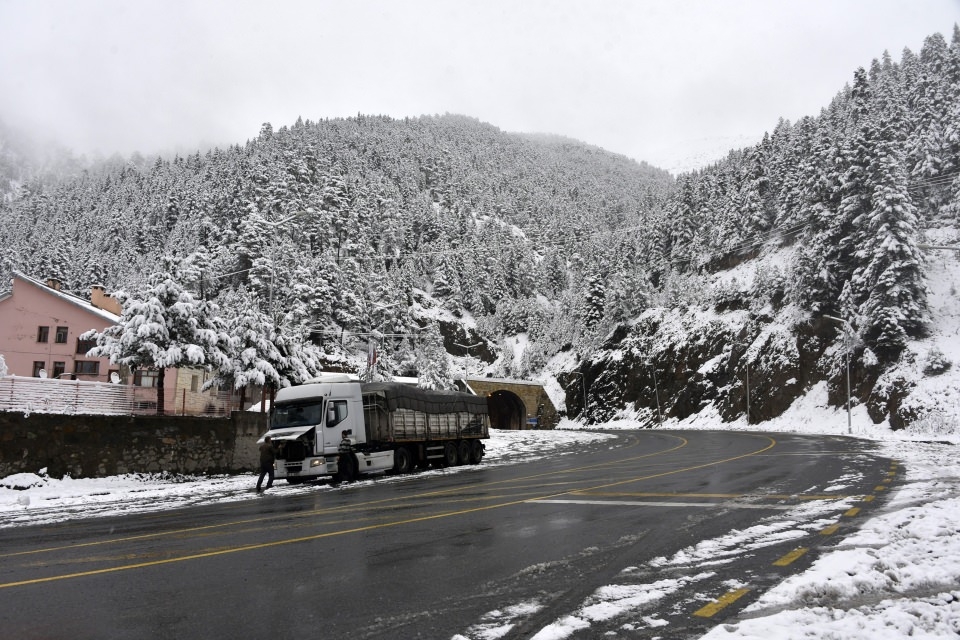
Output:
[0, 430, 895, 639]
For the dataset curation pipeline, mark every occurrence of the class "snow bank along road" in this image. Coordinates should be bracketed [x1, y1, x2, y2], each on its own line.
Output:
[0, 430, 893, 639]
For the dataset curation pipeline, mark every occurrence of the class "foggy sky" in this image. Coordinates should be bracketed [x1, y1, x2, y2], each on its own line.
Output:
[1, 0, 957, 173]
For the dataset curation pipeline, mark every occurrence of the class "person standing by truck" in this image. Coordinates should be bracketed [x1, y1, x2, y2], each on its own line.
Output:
[257, 436, 276, 492]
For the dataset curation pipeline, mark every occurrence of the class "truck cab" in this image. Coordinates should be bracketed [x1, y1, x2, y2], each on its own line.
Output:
[257, 375, 393, 483]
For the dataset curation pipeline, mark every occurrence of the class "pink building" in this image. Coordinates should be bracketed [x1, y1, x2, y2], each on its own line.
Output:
[0, 272, 122, 382]
[0, 272, 237, 415]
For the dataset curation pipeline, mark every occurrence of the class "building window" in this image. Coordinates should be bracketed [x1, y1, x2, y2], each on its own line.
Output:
[52, 361, 66, 379]
[76, 337, 98, 355]
[37, 326, 49, 343]
[134, 370, 159, 388]
[74, 361, 100, 376]
[190, 375, 199, 392]
[55, 326, 68, 343]
[32, 361, 46, 377]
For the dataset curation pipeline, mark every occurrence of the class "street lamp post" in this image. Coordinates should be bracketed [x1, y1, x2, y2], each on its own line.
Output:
[823, 315, 854, 435]
[648, 361, 663, 425]
[453, 342, 482, 381]
[745, 351, 750, 424]
[568, 371, 589, 423]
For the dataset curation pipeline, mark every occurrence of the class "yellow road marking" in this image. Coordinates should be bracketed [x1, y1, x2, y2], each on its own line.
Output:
[1, 434, 780, 590]
[862, 495, 875, 502]
[0, 433, 681, 560]
[844, 507, 861, 517]
[773, 548, 808, 566]
[693, 588, 750, 618]
[874, 486, 886, 491]
[820, 523, 840, 535]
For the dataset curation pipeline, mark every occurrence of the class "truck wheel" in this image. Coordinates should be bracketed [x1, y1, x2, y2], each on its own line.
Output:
[469, 440, 484, 464]
[443, 442, 459, 467]
[394, 447, 414, 474]
[457, 440, 471, 466]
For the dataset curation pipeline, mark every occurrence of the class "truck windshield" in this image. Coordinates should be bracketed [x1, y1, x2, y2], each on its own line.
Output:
[272, 402, 325, 429]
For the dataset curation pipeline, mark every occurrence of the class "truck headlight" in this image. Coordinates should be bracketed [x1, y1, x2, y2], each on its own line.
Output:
[310, 458, 324, 468]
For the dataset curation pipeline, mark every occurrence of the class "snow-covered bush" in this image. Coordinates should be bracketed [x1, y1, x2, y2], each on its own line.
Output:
[922, 347, 952, 376]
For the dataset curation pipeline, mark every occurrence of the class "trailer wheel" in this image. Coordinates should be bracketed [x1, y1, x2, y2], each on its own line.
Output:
[442, 442, 459, 467]
[469, 440, 484, 464]
[457, 440, 471, 466]
[394, 447, 415, 474]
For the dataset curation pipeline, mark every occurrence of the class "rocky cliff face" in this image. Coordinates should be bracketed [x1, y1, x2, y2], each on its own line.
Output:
[568, 307, 912, 429]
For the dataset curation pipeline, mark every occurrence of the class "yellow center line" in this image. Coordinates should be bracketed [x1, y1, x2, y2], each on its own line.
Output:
[1, 434, 778, 590]
[820, 523, 840, 535]
[0, 434, 683, 560]
[773, 547, 808, 566]
[844, 507, 861, 517]
[693, 588, 751, 618]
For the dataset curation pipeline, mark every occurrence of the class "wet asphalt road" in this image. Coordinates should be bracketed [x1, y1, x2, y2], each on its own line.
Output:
[0, 430, 896, 639]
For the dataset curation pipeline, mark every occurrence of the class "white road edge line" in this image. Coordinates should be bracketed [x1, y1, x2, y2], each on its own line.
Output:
[529, 499, 796, 510]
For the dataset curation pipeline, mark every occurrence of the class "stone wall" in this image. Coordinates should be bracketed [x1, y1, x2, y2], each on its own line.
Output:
[0, 411, 269, 479]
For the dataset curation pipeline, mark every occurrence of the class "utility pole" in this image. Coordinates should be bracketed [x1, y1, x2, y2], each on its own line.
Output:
[824, 315, 854, 435]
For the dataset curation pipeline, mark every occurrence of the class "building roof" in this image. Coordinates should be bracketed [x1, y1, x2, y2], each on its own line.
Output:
[9, 271, 121, 324]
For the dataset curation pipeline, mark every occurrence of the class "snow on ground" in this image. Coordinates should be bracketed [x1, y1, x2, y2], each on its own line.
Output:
[0, 427, 616, 529]
[3, 399, 958, 639]
[5, 242, 960, 638]
[547, 390, 959, 639]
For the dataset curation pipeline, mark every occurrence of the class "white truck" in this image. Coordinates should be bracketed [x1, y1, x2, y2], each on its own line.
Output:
[257, 375, 490, 483]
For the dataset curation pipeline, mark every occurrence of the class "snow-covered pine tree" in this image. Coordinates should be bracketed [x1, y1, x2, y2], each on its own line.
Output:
[207, 287, 282, 407]
[85, 257, 232, 414]
[582, 268, 606, 330]
[853, 119, 928, 358]
[416, 323, 454, 390]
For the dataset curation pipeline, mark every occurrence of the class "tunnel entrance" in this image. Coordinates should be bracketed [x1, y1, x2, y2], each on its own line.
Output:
[487, 389, 526, 430]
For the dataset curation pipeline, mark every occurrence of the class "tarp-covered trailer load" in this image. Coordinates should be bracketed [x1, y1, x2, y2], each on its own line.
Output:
[361, 382, 489, 470]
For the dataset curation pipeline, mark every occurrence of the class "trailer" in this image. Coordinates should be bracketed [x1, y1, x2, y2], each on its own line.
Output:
[257, 375, 490, 483]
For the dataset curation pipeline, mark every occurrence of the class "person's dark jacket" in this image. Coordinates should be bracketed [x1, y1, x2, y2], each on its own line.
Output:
[259, 441, 276, 467]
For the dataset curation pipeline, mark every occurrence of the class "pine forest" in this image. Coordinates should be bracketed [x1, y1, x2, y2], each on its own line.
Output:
[1, 28, 959, 428]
